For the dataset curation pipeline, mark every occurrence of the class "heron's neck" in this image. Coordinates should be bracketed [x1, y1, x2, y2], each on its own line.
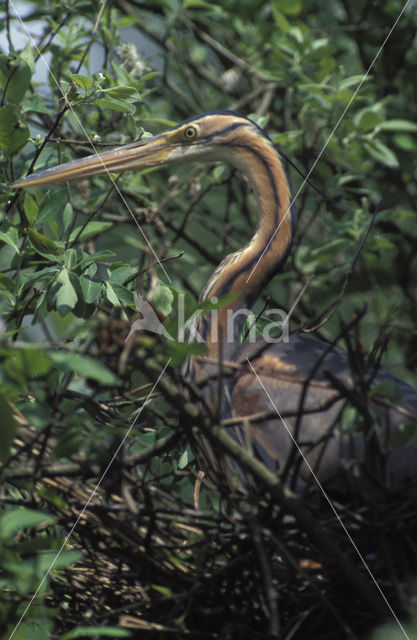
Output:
[193, 128, 296, 368]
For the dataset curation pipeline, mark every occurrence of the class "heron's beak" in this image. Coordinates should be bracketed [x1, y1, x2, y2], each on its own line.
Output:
[11, 133, 173, 189]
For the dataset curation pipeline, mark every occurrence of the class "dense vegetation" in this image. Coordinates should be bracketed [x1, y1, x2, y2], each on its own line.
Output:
[1, 1, 417, 638]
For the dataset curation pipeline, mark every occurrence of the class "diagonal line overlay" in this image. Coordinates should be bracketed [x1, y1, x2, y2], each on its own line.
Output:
[9, 0, 171, 282]
[246, 0, 411, 284]
[8, 358, 172, 640]
[246, 358, 410, 640]
[6, 1, 413, 638]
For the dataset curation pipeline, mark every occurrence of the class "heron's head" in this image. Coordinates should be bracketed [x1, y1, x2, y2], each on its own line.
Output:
[12, 111, 260, 189]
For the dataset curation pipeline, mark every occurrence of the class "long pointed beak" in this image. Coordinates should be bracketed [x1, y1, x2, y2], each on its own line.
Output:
[11, 133, 173, 189]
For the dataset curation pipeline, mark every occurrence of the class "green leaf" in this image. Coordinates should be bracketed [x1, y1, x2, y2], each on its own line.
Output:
[184, 0, 216, 8]
[0, 393, 16, 464]
[47, 351, 120, 385]
[277, 0, 302, 15]
[22, 92, 52, 114]
[63, 248, 78, 269]
[369, 380, 403, 404]
[23, 192, 39, 224]
[378, 119, 417, 133]
[63, 202, 74, 233]
[25, 349, 52, 376]
[19, 43, 35, 72]
[37, 189, 68, 225]
[152, 584, 173, 597]
[296, 238, 349, 272]
[106, 281, 121, 306]
[95, 96, 136, 114]
[0, 272, 16, 292]
[6, 348, 53, 379]
[26, 227, 62, 260]
[389, 421, 417, 450]
[110, 282, 135, 306]
[136, 71, 159, 89]
[0, 221, 20, 253]
[309, 238, 347, 260]
[67, 72, 94, 92]
[338, 406, 358, 434]
[109, 266, 137, 285]
[0, 508, 56, 540]
[85, 261, 97, 277]
[355, 109, 383, 132]
[79, 275, 102, 303]
[20, 266, 57, 292]
[178, 446, 193, 469]
[165, 340, 206, 367]
[60, 627, 132, 639]
[0, 54, 32, 104]
[55, 268, 78, 316]
[364, 139, 399, 168]
[393, 133, 417, 152]
[17, 399, 53, 430]
[338, 74, 369, 90]
[126, 113, 137, 139]
[69, 221, 113, 242]
[1, 348, 52, 389]
[0, 104, 30, 155]
[38, 550, 82, 573]
[102, 85, 140, 100]
[81, 249, 116, 262]
[0, 289, 13, 304]
[153, 284, 174, 316]
[272, 6, 290, 31]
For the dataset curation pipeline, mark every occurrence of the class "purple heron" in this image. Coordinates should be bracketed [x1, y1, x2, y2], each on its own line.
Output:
[12, 111, 417, 495]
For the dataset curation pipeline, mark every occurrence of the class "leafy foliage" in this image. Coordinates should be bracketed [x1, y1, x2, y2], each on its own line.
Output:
[1, 1, 417, 638]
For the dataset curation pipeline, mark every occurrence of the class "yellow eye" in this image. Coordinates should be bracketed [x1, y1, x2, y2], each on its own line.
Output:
[184, 125, 197, 140]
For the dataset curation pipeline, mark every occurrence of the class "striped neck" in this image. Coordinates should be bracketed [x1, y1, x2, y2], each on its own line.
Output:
[190, 122, 296, 371]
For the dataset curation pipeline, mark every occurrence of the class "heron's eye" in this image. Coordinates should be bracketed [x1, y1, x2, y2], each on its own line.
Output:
[184, 125, 197, 140]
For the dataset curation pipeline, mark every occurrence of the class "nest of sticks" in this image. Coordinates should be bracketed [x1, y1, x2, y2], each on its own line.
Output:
[4, 394, 417, 640]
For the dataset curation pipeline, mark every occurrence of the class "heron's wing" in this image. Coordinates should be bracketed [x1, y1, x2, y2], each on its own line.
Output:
[232, 335, 417, 492]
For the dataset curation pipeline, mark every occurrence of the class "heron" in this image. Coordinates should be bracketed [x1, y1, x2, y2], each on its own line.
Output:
[12, 111, 417, 496]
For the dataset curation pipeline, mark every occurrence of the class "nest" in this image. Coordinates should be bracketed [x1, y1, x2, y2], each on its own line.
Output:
[3, 407, 417, 640]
